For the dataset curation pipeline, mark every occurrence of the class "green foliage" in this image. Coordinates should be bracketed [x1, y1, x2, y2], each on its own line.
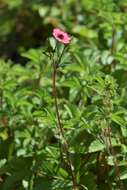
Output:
[0, 0, 127, 190]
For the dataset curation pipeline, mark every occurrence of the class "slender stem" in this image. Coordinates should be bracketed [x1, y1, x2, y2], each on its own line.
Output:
[110, 25, 117, 70]
[107, 127, 124, 190]
[52, 62, 64, 137]
[111, 25, 116, 55]
[57, 46, 66, 66]
[102, 127, 124, 190]
[52, 52, 78, 190]
[29, 159, 36, 190]
[0, 89, 3, 110]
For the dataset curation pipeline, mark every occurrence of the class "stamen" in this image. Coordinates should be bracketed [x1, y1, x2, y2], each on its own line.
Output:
[57, 34, 64, 39]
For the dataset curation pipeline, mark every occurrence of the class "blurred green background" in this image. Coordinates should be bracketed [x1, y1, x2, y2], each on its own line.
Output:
[0, 0, 127, 63]
[1, 1, 127, 190]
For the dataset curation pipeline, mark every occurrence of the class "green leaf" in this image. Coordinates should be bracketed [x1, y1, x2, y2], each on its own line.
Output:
[88, 139, 105, 153]
[21, 49, 42, 63]
[110, 114, 125, 126]
[120, 170, 127, 180]
[49, 37, 56, 50]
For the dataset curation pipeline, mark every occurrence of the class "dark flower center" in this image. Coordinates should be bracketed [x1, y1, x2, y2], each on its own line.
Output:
[57, 34, 64, 39]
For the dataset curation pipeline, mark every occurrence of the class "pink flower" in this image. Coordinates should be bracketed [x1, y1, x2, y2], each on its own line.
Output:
[52, 28, 71, 44]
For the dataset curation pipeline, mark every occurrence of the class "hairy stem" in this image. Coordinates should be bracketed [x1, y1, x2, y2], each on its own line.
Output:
[52, 59, 77, 190]
[107, 127, 124, 190]
[102, 127, 124, 190]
